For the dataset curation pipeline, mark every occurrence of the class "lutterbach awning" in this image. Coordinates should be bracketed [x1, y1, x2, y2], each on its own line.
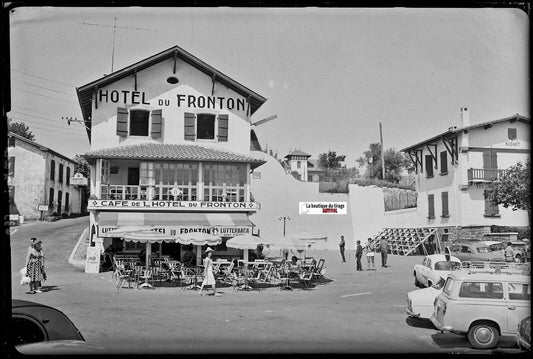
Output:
[98, 212, 254, 238]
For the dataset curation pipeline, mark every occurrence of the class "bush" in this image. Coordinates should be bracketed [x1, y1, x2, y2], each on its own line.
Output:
[52, 212, 59, 217]
[61, 213, 69, 218]
[490, 225, 530, 240]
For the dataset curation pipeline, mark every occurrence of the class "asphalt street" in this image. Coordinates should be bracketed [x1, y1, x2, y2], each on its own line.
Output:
[10, 217, 526, 355]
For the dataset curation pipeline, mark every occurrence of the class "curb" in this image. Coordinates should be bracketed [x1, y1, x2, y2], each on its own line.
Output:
[69, 227, 88, 267]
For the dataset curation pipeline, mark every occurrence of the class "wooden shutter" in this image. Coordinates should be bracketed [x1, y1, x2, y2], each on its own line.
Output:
[217, 114, 229, 142]
[440, 151, 448, 174]
[8, 157, 14, 177]
[184, 112, 196, 141]
[150, 109, 163, 139]
[117, 107, 129, 137]
[425, 155, 434, 177]
[441, 192, 449, 217]
[428, 194, 435, 218]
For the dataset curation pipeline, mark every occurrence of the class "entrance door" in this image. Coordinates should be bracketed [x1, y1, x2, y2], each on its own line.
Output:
[128, 168, 140, 185]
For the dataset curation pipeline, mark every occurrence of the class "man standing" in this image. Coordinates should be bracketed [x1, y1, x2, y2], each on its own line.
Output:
[365, 237, 376, 270]
[379, 236, 389, 267]
[504, 242, 514, 262]
[339, 235, 346, 262]
[355, 240, 363, 271]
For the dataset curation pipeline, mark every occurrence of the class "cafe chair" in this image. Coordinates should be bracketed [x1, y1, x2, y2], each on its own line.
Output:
[137, 269, 155, 289]
[298, 266, 316, 290]
[312, 258, 327, 284]
[115, 265, 132, 290]
[180, 267, 196, 290]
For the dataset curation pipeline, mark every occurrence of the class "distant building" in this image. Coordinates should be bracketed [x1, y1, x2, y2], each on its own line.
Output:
[307, 159, 327, 182]
[7, 132, 85, 221]
[283, 149, 311, 181]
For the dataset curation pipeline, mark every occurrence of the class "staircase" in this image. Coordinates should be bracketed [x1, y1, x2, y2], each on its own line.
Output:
[374, 227, 439, 256]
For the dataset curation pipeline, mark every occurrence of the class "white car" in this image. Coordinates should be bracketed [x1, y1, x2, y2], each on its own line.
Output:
[407, 278, 445, 319]
[413, 254, 462, 288]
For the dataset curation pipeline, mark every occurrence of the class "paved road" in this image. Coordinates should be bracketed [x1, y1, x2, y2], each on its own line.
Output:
[10, 218, 525, 354]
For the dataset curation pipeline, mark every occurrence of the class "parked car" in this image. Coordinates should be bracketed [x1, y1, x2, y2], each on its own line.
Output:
[449, 242, 506, 262]
[431, 269, 530, 349]
[483, 240, 505, 253]
[16, 340, 105, 355]
[508, 241, 529, 263]
[413, 254, 462, 288]
[407, 278, 445, 319]
[516, 316, 531, 351]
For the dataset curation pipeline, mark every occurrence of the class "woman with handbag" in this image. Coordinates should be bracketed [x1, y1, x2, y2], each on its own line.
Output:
[26, 238, 46, 294]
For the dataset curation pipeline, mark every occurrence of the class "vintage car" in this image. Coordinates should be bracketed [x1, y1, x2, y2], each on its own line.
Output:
[407, 278, 445, 319]
[509, 241, 529, 263]
[516, 316, 531, 351]
[449, 242, 506, 262]
[431, 268, 530, 349]
[11, 299, 104, 354]
[413, 254, 462, 288]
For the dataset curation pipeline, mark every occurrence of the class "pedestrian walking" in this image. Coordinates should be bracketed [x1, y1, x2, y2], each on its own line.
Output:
[199, 247, 220, 296]
[365, 237, 376, 270]
[504, 242, 514, 262]
[25, 238, 46, 294]
[379, 236, 389, 267]
[355, 240, 363, 271]
[339, 235, 346, 262]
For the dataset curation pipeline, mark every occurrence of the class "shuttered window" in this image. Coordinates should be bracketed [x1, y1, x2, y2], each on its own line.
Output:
[8, 157, 15, 177]
[150, 109, 163, 139]
[425, 155, 434, 178]
[116, 107, 129, 136]
[130, 109, 149, 136]
[197, 114, 216, 139]
[49, 188, 54, 207]
[217, 114, 229, 142]
[484, 190, 500, 216]
[50, 160, 55, 180]
[441, 192, 449, 217]
[184, 113, 196, 141]
[66, 167, 70, 186]
[65, 193, 69, 212]
[428, 194, 435, 219]
[440, 151, 448, 174]
[59, 164, 64, 183]
[482, 151, 498, 180]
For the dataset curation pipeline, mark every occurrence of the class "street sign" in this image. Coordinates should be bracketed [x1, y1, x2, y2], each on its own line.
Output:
[38, 204, 48, 211]
[71, 172, 88, 186]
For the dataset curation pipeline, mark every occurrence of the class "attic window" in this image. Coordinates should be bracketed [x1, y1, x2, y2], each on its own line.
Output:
[130, 109, 150, 136]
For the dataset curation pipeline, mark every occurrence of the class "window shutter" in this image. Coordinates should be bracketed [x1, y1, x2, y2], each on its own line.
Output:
[184, 112, 196, 141]
[217, 114, 229, 142]
[425, 155, 434, 177]
[8, 157, 14, 177]
[66, 167, 70, 186]
[440, 151, 448, 174]
[116, 107, 129, 137]
[150, 109, 163, 139]
[441, 192, 449, 217]
[490, 151, 498, 169]
[428, 194, 435, 218]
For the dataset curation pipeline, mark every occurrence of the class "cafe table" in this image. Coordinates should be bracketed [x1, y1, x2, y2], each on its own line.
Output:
[234, 262, 254, 291]
[186, 265, 203, 290]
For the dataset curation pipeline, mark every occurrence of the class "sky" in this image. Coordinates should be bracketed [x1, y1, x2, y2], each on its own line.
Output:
[7, 7, 530, 166]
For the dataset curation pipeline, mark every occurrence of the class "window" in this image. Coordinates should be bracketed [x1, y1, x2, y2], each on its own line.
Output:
[443, 278, 455, 295]
[11, 317, 46, 345]
[459, 282, 503, 299]
[65, 192, 69, 212]
[101, 160, 110, 185]
[476, 247, 490, 253]
[425, 155, 434, 178]
[484, 190, 500, 217]
[440, 151, 448, 174]
[203, 163, 246, 202]
[427, 194, 435, 219]
[129, 109, 150, 136]
[66, 167, 70, 186]
[8, 157, 15, 177]
[50, 160, 55, 180]
[197, 114, 216, 140]
[441, 192, 449, 218]
[297, 161, 301, 169]
[49, 188, 54, 207]
[8, 136, 15, 147]
[508, 283, 530, 301]
[434, 261, 462, 271]
[140, 162, 155, 185]
[461, 246, 471, 253]
[58, 163, 64, 183]
[508, 128, 517, 140]
[58, 191, 63, 213]
[152, 162, 198, 201]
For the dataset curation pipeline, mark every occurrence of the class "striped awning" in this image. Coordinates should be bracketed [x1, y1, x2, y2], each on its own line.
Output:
[97, 212, 253, 238]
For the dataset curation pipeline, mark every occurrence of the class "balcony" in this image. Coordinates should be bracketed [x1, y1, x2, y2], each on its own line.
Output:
[467, 168, 506, 183]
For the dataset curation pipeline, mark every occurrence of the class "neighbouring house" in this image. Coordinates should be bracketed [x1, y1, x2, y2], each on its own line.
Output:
[7, 132, 85, 222]
[76, 45, 267, 269]
[307, 159, 327, 182]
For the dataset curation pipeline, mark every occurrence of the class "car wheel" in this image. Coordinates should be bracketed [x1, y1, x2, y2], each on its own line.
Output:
[467, 323, 499, 349]
[414, 272, 421, 287]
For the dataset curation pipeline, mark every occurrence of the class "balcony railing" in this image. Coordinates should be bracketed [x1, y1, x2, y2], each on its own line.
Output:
[467, 168, 507, 182]
[99, 184, 246, 202]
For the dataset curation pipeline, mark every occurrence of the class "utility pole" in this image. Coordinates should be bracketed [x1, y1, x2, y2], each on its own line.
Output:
[279, 216, 291, 236]
[380, 122, 386, 180]
[64, 116, 90, 131]
[78, 18, 157, 73]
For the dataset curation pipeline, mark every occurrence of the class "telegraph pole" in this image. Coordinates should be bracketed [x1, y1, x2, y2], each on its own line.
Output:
[279, 216, 291, 236]
[380, 122, 385, 180]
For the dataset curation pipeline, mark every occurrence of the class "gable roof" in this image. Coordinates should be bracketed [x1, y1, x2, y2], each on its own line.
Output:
[401, 114, 530, 152]
[76, 45, 267, 142]
[284, 149, 311, 158]
[8, 132, 76, 164]
[81, 142, 266, 169]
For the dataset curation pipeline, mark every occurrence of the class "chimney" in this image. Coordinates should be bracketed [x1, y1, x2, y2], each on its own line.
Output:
[460, 107, 470, 128]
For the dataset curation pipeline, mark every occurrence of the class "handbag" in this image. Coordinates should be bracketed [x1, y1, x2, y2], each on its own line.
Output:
[20, 267, 30, 285]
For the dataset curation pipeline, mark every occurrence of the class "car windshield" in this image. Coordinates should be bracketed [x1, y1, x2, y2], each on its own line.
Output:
[476, 247, 490, 253]
[434, 261, 461, 271]
[443, 277, 454, 295]
[488, 244, 505, 251]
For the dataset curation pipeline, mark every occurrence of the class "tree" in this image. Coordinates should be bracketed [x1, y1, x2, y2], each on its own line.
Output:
[8, 118, 35, 140]
[486, 160, 530, 214]
[356, 142, 411, 182]
[73, 155, 90, 178]
[318, 150, 347, 182]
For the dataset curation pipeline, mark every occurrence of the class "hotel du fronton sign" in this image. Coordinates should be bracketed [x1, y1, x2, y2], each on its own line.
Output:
[88, 199, 260, 211]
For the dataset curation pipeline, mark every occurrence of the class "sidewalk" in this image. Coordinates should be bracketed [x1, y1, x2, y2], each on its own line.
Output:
[68, 227, 89, 268]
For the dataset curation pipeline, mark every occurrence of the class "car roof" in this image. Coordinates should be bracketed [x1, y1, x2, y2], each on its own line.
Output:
[425, 254, 461, 262]
[483, 241, 503, 246]
[12, 299, 53, 309]
[449, 269, 530, 281]
[454, 242, 486, 248]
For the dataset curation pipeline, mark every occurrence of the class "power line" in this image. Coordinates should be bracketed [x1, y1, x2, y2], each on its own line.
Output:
[12, 87, 78, 104]
[11, 68, 75, 87]
[10, 110, 74, 127]
[12, 105, 79, 119]
[10, 117, 86, 137]
[12, 78, 77, 97]
[11, 116, 85, 134]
